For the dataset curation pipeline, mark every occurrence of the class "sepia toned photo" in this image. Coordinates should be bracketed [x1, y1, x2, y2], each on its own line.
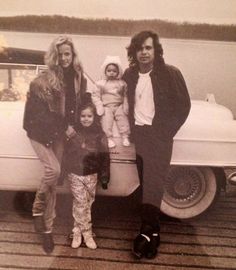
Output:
[0, 0, 236, 269]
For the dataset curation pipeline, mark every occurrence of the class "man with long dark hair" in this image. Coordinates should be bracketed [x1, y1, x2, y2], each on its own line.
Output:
[123, 30, 191, 259]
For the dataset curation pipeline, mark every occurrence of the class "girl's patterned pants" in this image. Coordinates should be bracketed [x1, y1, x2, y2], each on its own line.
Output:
[68, 173, 97, 234]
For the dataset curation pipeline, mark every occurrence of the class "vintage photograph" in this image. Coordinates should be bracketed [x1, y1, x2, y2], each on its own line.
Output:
[0, 0, 236, 269]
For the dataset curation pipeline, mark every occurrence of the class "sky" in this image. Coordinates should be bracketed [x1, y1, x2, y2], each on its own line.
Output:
[1, 0, 236, 25]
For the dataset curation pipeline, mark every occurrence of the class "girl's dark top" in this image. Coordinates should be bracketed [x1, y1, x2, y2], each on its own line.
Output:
[64, 123, 110, 185]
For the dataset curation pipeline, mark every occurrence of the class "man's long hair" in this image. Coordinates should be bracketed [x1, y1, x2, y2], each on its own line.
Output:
[43, 35, 83, 92]
[127, 30, 165, 68]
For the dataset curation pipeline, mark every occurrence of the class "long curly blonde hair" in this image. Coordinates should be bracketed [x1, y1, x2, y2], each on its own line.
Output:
[44, 35, 83, 92]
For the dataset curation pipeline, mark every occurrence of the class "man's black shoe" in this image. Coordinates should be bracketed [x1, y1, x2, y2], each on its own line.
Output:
[132, 233, 150, 259]
[42, 233, 54, 254]
[145, 232, 160, 259]
[33, 215, 46, 233]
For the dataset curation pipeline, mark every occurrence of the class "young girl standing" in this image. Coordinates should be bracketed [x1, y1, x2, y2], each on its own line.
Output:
[64, 103, 110, 249]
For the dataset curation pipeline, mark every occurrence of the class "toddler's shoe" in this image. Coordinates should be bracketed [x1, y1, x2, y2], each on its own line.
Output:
[122, 137, 130, 147]
[71, 232, 82, 248]
[82, 231, 97, 249]
[108, 138, 116, 148]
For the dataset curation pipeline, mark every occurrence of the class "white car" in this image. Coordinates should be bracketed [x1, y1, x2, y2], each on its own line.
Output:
[0, 47, 236, 219]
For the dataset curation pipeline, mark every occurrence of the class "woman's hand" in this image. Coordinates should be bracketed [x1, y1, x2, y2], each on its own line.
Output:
[66, 125, 76, 139]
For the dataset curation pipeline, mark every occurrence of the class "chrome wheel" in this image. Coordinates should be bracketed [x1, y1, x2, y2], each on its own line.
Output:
[161, 166, 218, 219]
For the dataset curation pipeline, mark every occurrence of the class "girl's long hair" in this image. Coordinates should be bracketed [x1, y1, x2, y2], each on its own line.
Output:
[44, 35, 83, 92]
[127, 30, 165, 68]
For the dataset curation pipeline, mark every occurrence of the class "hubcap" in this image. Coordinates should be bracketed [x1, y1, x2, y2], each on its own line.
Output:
[163, 167, 206, 208]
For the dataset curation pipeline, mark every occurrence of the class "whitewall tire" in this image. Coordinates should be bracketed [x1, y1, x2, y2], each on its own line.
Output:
[161, 166, 219, 219]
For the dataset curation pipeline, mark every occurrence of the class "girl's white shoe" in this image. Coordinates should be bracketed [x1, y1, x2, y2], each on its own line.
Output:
[82, 231, 97, 249]
[71, 233, 82, 248]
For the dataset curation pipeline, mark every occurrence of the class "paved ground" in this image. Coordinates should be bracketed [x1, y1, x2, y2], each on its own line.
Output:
[0, 184, 236, 270]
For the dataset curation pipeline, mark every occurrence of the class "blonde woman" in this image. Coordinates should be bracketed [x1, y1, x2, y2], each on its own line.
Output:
[23, 36, 90, 254]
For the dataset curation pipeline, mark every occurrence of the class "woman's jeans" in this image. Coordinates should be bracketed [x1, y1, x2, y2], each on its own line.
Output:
[30, 138, 64, 232]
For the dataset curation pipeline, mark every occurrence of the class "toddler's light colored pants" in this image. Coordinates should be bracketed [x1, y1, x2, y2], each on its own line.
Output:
[68, 173, 97, 234]
[101, 104, 130, 138]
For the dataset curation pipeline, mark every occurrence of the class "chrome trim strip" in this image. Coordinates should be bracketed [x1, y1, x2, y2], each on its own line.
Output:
[0, 155, 137, 164]
[0, 155, 38, 160]
[174, 137, 236, 143]
[111, 159, 136, 164]
[1, 155, 236, 167]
